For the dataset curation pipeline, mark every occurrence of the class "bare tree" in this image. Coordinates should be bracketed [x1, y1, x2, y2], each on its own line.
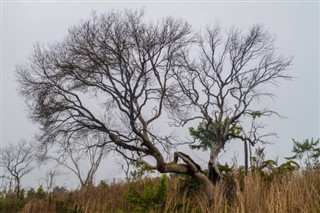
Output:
[16, 10, 291, 201]
[38, 169, 62, 207]
[0, 141, 35, 197]
[173, 24, 292, 182]
[38, 169, 61, 193]
[44, 133, 109, 187]
[0, 175, 14, 195]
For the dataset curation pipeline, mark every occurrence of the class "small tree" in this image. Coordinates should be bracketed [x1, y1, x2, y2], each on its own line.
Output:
[38, 169, 61, 193]
[0, 141, 35, 198]
[43, 133, 109, 187]
[287, 138, 320, 170]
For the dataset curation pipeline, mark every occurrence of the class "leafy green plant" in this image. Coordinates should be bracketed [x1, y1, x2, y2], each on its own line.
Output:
[251, 159, 300, 181]
[218, 162, 235, 177]
[26, 188, 36, 200]
[125, 161, 156, 182]
[124, 175, 168, 213]
[278, 160, 300, 174]
[97, 180, 109, 190]
[177, 175, 201, 197]
[35, 185, 46, 199]
[52, 186, 68, 195]
[18, 188, 25, 200]
[189, 121, 216, 151]
[287, 138, 320, 170]
[0, 193, 26, 213]
[55, 201, 83, 213]
[55, 191, 84, 213]
[251, 111, 262, 119]
[189, 119, 243, 152]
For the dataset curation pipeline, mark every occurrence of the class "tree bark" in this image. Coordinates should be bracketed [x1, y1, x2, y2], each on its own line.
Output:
[162, 152, 215, 202]
[244, 140, 248, 172]
[193, 172, 215, 203]
[208, 143, 223, 183]
[15, 178, 20, 199]
[165, 162, 215, 203]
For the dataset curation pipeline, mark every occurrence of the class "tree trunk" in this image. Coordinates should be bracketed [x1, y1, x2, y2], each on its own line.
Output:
[193, 172, 215, 203]
[208, 143, 223, 183]
[166, 164, 215, 203]
[249, 144, 254, 167]
[244, 140, 248, 172]
[165, 152, 215, 203]
[15, 178, 20, 199]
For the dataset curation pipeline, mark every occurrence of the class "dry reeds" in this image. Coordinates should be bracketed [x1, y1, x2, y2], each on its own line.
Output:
[10, 170, 320, 213]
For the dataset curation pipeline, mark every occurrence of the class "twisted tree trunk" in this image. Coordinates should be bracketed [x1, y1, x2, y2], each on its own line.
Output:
[193, 172, 215, 202]
[208, 143, 223, 183]
[162, 152, 215, 203]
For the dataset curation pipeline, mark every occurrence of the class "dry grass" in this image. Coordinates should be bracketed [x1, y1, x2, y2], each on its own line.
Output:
[238, 171, 320, 213]
[5, 170, 320, 213]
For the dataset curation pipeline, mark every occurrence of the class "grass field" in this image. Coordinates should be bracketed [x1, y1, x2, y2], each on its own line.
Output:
[1, 169, 320, 213]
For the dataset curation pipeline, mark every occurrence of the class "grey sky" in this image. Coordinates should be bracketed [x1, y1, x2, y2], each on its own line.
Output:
[1, 1, 319, 189]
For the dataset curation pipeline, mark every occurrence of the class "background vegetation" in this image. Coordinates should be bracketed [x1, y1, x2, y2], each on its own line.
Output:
[0, 159, 319, 213]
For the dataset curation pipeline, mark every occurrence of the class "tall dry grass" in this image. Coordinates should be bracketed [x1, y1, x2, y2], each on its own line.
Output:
[13, 169, 320, 213]
[234, 171, 320, 213]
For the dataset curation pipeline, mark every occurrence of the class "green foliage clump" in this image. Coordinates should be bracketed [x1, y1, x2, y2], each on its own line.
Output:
[97, 180, 109, 190]
[52, 186, 68, 194]
[251, 159, 300, 181]
[177, 175, 201, 197]
[55, 201, 83, 213]
[287, 138, 320, 170]
[35, 185, 46, 199]
[26, 188, 36, 200]
[189, 121, 216, 151]
[0, 193, 26, 213]
[124, 175, 168, 213]
[126, 161, 155, 182]
[55, 192, 83, 213]
[251, 111, 262, 119]
[218, 162, 235, 177]
[277, 160, 300, 175]
[18, 189, 25, 200]
[189, 119, 243, 151]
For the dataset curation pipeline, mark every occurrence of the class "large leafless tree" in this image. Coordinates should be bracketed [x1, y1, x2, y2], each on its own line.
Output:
[0, 141, 35, 198]
[17, 10, 291, 201]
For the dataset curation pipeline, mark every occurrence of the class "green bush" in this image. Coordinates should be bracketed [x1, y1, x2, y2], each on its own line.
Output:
[97, 180, 109, 190]
[251, 159, 300, 181]
[55, 201, 83, 213]
[125, 175, 168, 213]
[26, 188, 36, 200]
[0, 193, 26, 213]
[35, 186, 46, 199]
[177, 175, 201, 197]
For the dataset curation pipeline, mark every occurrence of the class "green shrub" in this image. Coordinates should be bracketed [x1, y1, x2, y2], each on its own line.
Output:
[26, 188, 36, 200]
[0, 193, 26, 213]
[35, 185, 46, 199]
[177, 175, 201, 197]
[55, 192, 83, 213]
[124, 175, 168, 213]
[98, 180, 109, 190]
[251, 159, 300, 181]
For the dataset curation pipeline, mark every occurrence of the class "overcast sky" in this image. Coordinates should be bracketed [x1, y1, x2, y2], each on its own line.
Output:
[1, 1, 319, 189]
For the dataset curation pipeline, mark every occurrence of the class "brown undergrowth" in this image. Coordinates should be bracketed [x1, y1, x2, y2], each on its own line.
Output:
[1, 170, 320, 213]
